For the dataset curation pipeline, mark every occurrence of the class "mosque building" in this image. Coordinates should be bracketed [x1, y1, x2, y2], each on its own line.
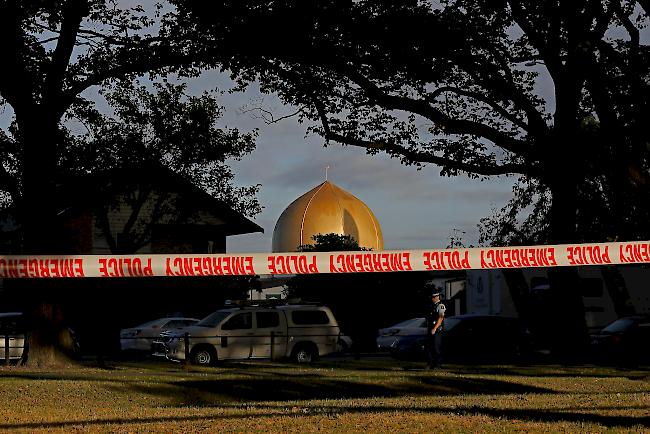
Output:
[272, 180, 383, 252]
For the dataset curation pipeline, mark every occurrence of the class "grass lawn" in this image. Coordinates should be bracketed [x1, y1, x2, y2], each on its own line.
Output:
[0, 357, 648, 433]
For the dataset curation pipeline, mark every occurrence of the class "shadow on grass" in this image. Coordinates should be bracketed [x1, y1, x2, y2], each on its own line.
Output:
[126, 374, 553, 404]
[0, 413, 286, 431]
[426, 364, 650, 380]
[0, 401, 648, 431]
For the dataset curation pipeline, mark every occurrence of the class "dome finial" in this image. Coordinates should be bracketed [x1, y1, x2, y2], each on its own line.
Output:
[325, 165, 330, 181]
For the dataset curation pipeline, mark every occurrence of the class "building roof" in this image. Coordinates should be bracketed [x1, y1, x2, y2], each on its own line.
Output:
[60, 164, 264, 237]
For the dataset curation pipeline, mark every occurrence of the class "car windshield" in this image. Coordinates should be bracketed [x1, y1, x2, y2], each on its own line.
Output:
[135, 318, 165, 328]
[443, 318, 462, 331]
[196, 311, 231, 328]
[392, 318, 426, 329]
[602, 318, 637, 333]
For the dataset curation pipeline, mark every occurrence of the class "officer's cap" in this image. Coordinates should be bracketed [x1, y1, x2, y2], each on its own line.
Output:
[430, 288, 443, 297]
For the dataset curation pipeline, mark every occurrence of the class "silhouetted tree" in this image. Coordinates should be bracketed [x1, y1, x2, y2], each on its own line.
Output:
[175, 0, 650, 244]
[175, 0, 649, 356]
[64, 81, 260, 253]
[0, 2, 259, 365]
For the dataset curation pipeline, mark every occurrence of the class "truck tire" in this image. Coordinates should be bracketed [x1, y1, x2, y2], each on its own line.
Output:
[292, 343, 318, 363]
[191, 345, 217, 366]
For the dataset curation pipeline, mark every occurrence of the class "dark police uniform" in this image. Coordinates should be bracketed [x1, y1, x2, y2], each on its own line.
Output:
[426, 292, 446, 368]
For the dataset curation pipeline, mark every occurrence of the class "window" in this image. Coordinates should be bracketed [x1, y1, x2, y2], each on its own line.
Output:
[602, 318, 636, 333]
[393, 318, 426, 329]
[221, 313, 252, 330]
[136, 319, 166, 328]
[291, 310, 330, 325]
[163, 319, 196, 329]
[443, 318, 461, 331]
[196, 311, 231, 328]
[164, 320, 187, 329]
[256, 312, 280, 329]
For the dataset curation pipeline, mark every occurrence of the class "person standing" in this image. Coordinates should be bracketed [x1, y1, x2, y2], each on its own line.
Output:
[426, 288, 446, 369]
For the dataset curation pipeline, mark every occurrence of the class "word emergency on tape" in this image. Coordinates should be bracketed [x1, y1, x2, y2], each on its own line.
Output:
[0, 241, 649, 278]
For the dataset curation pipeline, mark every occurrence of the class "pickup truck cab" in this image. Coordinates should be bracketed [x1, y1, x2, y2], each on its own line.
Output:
[165, 304, 341, 365]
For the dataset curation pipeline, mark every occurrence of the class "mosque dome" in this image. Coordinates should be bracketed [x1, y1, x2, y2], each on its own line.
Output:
[272, 181, 384, 252]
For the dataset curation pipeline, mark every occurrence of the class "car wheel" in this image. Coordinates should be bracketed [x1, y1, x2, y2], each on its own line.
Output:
[293, 344, 317, 363]
[338, 339, 349, 354]
[191, 346, 216, 366]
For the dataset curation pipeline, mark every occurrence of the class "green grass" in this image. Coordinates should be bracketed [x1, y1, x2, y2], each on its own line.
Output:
[1, 358, 648, 433]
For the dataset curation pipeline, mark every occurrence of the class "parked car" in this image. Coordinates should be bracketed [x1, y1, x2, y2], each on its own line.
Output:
[164, 304, 341, 365]
[120, 317, 200, 352]
[152, 326, 201, 356]
[0, 312, 27, 365]
[377, 314, 529, 362]
[376, 317, 427, 354]
[337, 334, 353, 353]
[590, 315, 650, 364]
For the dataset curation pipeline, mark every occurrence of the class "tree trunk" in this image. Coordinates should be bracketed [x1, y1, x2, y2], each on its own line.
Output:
[18, 112, 76, 367]
[20, 112, 61, 253]
[26, 301, 77, 368]
[546, 178, 589, 359]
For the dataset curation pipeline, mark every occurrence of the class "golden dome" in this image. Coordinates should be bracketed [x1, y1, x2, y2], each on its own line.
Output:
[272, 181, 384, 252]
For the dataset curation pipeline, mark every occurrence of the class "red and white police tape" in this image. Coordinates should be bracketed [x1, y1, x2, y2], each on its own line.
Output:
[0, 240, 648, 278]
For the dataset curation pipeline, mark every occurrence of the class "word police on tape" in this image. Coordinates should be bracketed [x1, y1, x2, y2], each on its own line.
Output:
[0, 241, 648, 278]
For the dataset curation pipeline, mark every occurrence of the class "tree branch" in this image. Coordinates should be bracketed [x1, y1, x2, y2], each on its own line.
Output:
[426, 86, 530, 133]
[0, 2, 36, 114]
[44, 0, 88, 114]
[62, 41, 203, 106]
[240, 105, 304, 124]
[507, 0, 563, 77]
[345, 70, 532, 157]
[312, 96, 532, 177]
[77, 28, 163, 46]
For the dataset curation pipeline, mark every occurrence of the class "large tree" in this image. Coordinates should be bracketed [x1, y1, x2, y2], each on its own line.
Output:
[174, 0, 650, 245]
[173, 0, 649, 356]
[0, 1, 260, 365]
[0, 0, 236, 251]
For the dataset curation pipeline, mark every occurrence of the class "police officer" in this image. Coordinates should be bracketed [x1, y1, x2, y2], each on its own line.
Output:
[426, 287, 446, 369]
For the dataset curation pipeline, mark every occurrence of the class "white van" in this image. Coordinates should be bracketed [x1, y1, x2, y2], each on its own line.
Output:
[164, 304, 341, 365]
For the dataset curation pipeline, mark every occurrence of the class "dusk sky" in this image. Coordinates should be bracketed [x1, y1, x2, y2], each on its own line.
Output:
[0, 69, 517, 252]
[198, 73, 518, 253]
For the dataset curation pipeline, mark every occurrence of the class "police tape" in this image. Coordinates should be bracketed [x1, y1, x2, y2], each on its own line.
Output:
[0, 240, 648, 278]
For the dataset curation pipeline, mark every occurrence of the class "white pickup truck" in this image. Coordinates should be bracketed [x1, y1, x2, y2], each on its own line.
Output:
[164, 304, 341, 365]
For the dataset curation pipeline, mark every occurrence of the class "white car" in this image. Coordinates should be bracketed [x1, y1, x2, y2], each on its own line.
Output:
[0, 312, 26, 364]
[165, 304, 341, 365]
[120, 317, 200, 352]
